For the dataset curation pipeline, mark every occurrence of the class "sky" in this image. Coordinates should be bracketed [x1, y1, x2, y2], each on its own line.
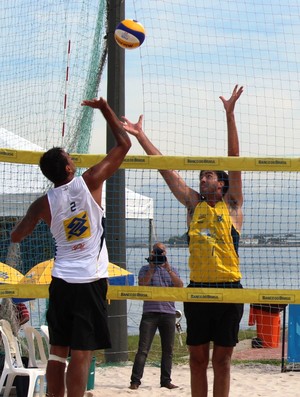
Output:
[89, 0, 300, 240]
[90, 0, 300, 160]
[0, 0, 299, 157]
[0, 0, 106, 151]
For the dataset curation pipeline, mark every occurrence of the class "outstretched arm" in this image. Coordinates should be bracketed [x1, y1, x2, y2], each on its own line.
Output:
[121, 115, 199, 215]
[81, 98, 131, 202]
[219, 85, 244, 228]
[219, 84, 243, 158]
[11, 195, 50, 243]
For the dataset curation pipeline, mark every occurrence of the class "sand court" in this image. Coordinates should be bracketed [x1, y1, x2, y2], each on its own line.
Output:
[87, 362, 300, 397]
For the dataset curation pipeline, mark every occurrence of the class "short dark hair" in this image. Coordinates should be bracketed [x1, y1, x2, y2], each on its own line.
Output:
[215, 171, 229, 196]
[200, 170, 229, 196]
[39, 147, 69, 184]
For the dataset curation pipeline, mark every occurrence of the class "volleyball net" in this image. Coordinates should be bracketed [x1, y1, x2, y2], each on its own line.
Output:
[0, 150, 296, 358]
[1, 0, 300, 355]
[1, 150, 300, 308]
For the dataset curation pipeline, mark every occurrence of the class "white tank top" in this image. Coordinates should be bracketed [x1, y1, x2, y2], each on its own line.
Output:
[47, 176, 108, 283]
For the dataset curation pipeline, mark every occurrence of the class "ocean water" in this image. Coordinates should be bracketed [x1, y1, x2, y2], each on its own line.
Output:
[29, 246, 298, 335]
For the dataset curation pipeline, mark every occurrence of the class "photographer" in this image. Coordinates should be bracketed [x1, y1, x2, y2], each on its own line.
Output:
[129, 243, 183, 390]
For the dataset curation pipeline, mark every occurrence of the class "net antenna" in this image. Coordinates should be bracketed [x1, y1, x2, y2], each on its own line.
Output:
[61, 40, 71, 145]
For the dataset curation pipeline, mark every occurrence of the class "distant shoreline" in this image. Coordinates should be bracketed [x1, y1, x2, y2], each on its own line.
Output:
[126, 243, 300, 248]
[239, 243, 300, 247]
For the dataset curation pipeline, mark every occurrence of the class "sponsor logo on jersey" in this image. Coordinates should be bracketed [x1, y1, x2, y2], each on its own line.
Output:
[63, 211, 91, 241]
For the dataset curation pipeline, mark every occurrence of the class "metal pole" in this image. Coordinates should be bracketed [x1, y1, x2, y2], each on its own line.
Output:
[104, 0, 128, 363]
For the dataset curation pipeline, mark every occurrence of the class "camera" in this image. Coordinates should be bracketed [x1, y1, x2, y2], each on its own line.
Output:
[148, 247, 167, 265]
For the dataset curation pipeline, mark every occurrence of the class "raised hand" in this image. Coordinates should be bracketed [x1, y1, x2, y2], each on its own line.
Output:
[120, 115, 144, 137]
[219, 84, 243, 114]
[81, 97, 106, 109]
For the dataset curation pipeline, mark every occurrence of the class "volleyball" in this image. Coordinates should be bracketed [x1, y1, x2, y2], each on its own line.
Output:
[114, 19, 145, 50]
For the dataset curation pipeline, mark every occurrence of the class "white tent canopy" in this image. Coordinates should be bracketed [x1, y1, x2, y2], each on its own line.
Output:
[101, 184, 154, 220]
[0, 128, 48, 216]
[0, 128, 154, 220]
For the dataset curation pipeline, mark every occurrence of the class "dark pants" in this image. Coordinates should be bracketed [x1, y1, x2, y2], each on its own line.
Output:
[15, 372, 29, 397]
[130, 312, 176, 387]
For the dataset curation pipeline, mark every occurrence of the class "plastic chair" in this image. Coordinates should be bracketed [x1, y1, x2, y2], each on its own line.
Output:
[40, 325, 49, 347]
[0, 319, 46, 397]
[23, 326, 48, 368]
[40, 325, 50, 359]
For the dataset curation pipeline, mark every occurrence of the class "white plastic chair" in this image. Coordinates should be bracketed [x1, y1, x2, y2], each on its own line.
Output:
[40, 325, 49, 348]
[0, 319, 46, 397]
[23, 326, 48, 368]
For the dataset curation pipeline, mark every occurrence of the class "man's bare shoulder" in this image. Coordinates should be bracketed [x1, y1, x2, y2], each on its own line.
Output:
[28, 195, 50, 221]
[31, 194, 48, 207]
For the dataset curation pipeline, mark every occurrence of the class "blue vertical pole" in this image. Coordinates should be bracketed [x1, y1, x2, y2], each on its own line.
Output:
[288, 304, 300, 364]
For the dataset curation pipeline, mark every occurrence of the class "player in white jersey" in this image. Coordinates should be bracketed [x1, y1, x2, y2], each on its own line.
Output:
[11, 97, 131, 397]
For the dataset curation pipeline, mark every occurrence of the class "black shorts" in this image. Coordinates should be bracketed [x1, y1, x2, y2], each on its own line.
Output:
[184, 281, 244, 347]
[46, 277, 111, 350]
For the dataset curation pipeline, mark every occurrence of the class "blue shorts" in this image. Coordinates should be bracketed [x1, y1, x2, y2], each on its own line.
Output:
[47, 277, 111, 350]
[184, 282, 244, 347]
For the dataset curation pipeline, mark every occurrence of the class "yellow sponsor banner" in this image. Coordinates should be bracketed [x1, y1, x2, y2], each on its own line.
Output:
[187, 291, 223, 301]
[0, 284, 49, 298]
[255, 158, 292, 169]
[70, 154, 151, 169]
[184, 158, 220, 167]
[108, 286, 300, 304]
[71, 154, 105, 168]
[0, 285, 20, 298]
[1, 150, 300, 171]
[70, 154, 83, 164]
[258, 293, 295, 304]
[0, 283, 298, 303]
[0, 149, 42, 164]
[0, 149, 17, 161]
[122, 156, 150, 168]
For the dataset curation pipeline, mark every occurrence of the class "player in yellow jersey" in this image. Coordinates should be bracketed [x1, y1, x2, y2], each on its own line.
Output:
[121, 85, 244, 397]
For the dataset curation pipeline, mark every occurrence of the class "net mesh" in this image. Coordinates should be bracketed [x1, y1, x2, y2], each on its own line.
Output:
[0, 0, 300, 361]
[0, 0, 107, 152]
[0, 0, 107, 273]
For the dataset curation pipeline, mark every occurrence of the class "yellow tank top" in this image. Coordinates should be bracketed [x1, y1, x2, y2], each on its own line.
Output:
[188, 200, 241, 283]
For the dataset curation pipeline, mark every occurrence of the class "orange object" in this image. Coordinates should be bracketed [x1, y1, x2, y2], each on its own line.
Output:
[248, 306, 281, 348]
